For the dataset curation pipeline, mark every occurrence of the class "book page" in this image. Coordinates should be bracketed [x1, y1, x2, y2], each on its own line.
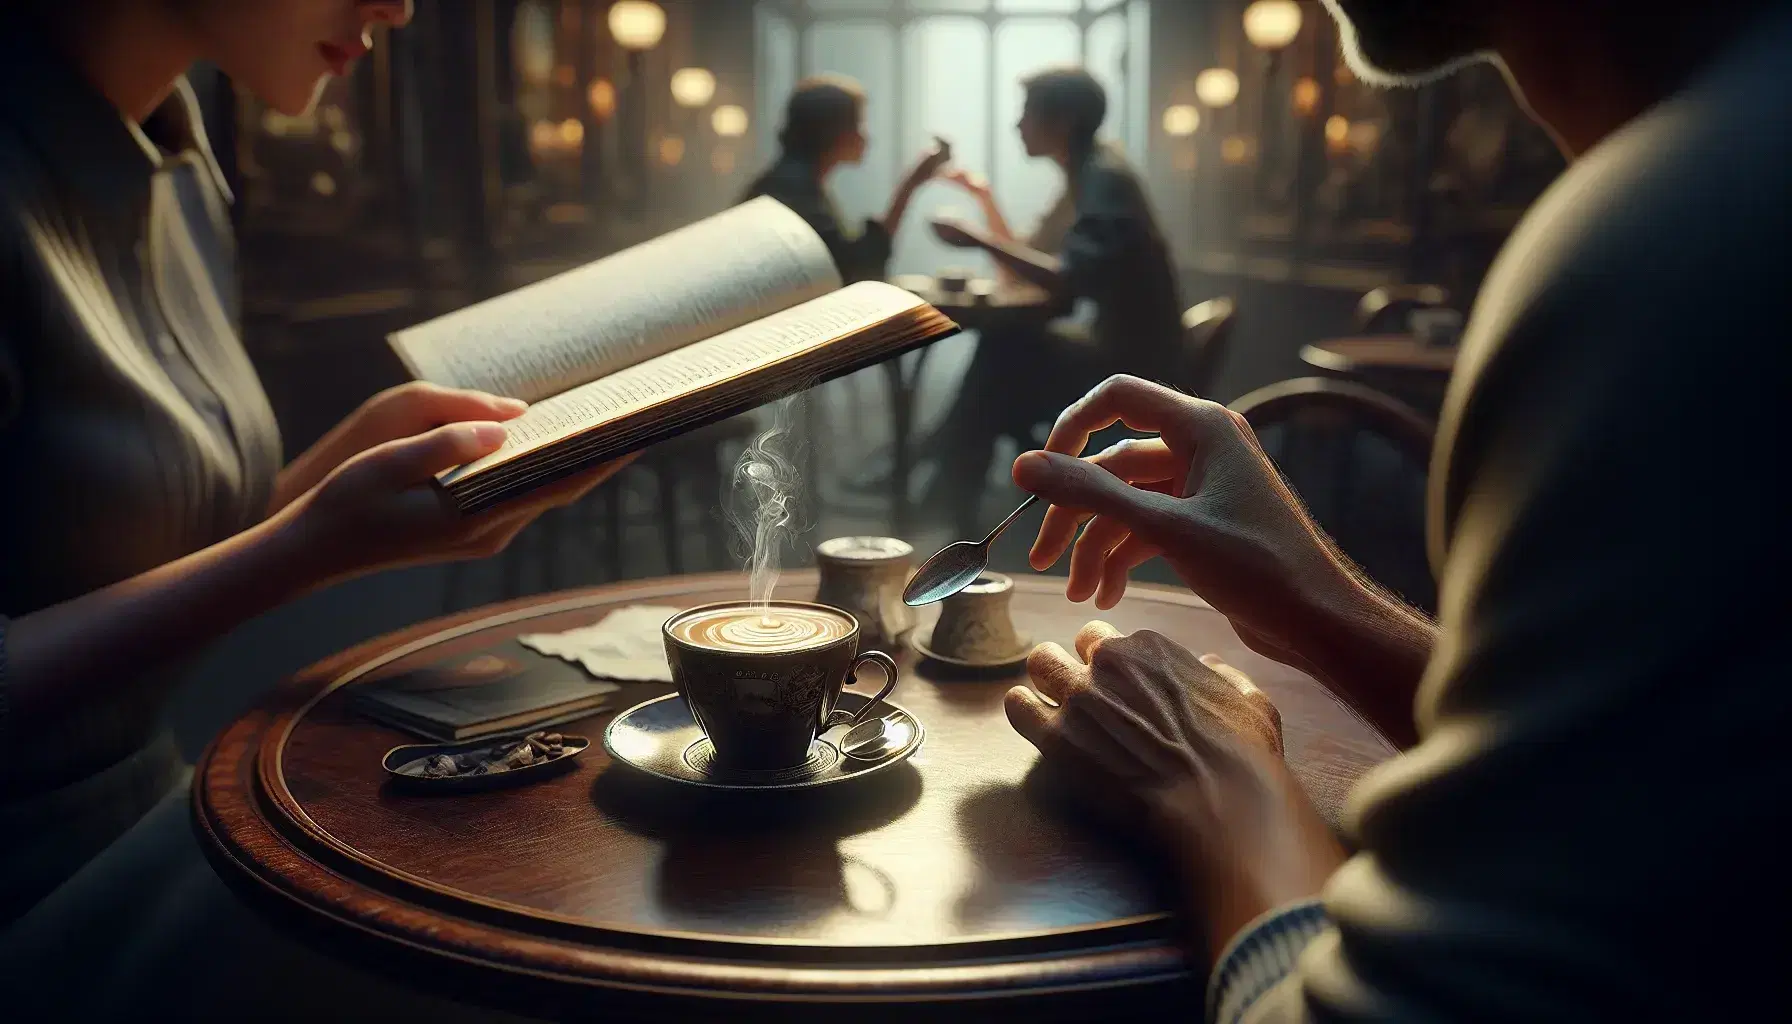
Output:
[439, 281, 922, 485]
[389, 197, 842, 403]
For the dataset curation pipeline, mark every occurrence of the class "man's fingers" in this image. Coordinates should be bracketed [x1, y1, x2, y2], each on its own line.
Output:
[1073, 620, 1123, 664]
[1092, 536, 1159, 610]
[1003, 685, 1058, 751]
[1086, 436, 1181, 485]
[1015, 450, 1181, 538]
[1042, 375, 1206, 458]
[1026, 642, 1087, 703]
[1066, 515, 1132, 602]
[1198, 653, 1260, 697]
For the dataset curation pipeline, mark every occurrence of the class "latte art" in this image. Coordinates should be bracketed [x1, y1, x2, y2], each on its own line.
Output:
[669, 603, 854, 653]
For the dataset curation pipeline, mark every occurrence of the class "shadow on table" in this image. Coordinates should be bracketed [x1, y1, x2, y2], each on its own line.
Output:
[951, 765, 1185, 944]
[590, 764, 923, 934]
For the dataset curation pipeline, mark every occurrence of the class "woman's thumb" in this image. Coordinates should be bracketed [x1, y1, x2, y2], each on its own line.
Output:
[371, 422, 509, 485]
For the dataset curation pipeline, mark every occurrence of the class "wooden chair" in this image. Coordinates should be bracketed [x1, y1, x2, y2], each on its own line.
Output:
[1353, 284, 1450, 335]
[1229, 377, 1438, 613]
[1177, 296, 1238, 398]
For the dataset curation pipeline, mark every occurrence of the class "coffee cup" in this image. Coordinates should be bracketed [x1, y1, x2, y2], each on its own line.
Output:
[663, 601, 899, 772]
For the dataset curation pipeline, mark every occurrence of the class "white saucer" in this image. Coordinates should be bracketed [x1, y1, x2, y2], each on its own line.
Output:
[603, 691, 924, 792]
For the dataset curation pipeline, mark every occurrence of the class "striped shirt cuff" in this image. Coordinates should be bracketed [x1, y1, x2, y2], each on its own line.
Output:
[1207, 898, 1330, 1024]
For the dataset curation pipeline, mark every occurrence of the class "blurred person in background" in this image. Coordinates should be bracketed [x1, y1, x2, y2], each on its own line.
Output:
[0, 1, 612, 1018]
[1004, 0, 1792, 1021]
[927, 66, 1182, 537]
[742, 74, 950, 284]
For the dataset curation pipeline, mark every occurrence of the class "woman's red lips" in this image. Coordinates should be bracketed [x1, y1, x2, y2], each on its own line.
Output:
[318, 39, 369, 76]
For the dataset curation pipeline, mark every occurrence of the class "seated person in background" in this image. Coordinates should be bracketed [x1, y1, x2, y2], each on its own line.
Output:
[742, 74, 949, 283]
[927, 66, 1181, 535]
[1004, 0, 1792, 1020]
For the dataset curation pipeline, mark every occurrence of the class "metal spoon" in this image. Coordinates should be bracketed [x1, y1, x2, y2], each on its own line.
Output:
[839, 713, 915, 761]
[902, 494, 1040, 607]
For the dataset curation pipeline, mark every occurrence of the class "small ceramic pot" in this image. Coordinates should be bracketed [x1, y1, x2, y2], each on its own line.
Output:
[924, 572, 1028, 666]
[814, 536, 917, 653]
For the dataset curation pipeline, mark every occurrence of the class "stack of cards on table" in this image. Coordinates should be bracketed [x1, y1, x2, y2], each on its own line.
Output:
[516, 605, 680, 684]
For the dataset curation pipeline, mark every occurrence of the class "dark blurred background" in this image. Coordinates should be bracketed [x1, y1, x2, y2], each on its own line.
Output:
[173, 0, 1561, 751]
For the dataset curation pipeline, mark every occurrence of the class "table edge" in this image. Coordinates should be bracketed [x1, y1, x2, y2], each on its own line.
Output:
[195, 574, 1220, 1000]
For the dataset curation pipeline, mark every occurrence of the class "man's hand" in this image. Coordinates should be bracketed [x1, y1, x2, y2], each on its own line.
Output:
[907, 136, 954, 184]
[270, 382, 528, 514]
[936, 166, 992, 200]
[1014, 375, 1435, 746]
[1007, 622, 1343, 962]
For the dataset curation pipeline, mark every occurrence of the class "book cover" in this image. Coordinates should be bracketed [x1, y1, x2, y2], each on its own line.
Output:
[352, 643, 619, 742]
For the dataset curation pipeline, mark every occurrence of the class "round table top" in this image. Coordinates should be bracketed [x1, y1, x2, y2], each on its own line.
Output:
[196, 572, 1393, 1019]
[892, 274, 1064, 331]
[1302, 335, 1460, 375]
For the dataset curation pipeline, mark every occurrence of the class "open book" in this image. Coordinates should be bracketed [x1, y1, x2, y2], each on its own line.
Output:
[389, 197, 960, 513]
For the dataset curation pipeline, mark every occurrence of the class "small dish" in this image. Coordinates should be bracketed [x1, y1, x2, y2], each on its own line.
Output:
[908, 626, 1033, 672]
[382, 734, 590, 793]
[603, 691, 923, 792]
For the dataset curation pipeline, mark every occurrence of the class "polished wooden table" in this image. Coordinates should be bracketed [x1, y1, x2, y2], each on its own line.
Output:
[196, 572, 1394, 1022]
[1302, 335, 1459, 377]
[879, 276, 1065, 533]
[1302, 335, 1459, 414]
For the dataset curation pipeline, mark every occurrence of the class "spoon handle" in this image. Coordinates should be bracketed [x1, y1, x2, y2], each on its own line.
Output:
[980, 494, 1040, 546]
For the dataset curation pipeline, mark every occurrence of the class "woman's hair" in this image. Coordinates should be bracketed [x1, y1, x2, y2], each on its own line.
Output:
[1021, 66, 1107, 151]
[777, 74, 866, 161]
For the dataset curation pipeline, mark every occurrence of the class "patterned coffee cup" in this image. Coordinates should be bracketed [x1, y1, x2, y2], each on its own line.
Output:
[663, 601, 899, 772]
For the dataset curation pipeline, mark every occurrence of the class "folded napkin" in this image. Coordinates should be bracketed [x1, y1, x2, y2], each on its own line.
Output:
[517, 605, 680, 683]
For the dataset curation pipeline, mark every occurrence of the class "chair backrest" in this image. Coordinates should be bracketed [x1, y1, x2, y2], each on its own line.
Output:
[1229, 377, 1438, 613]
[1178, 296, 1237, 398]
[1353, 284, 1450, 335]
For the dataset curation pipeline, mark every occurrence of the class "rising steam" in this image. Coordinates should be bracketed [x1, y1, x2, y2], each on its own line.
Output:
[728, 399, 805, 620]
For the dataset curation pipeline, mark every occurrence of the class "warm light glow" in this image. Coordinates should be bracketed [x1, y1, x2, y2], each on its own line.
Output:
[1194, 68, 1240, 109]
[558, 118, 584, 146]
[607, 0, 666, 51]
[658, 134, 686, 166]
[712, 148, 736, 175]
[329, 130, 356, 155]
[1324, 114, 1350, 146]
[1243, 0, 1303, 51]
[309, 171, 337, 196]
[552, 64, 576, 88]
[1292, 77, 1321, 115]
[670, 67, 717, 108]
[529, 120, 559, 156]
[1348, 120, 1381, 155]
[1220, 136, 1252, 165]
[1161, 104, 1200, 137]
[320, 105, 346, 131]
[544, 202, 589, 225]
[711, 103, 749, 137]
[587, 78, 617, 120]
